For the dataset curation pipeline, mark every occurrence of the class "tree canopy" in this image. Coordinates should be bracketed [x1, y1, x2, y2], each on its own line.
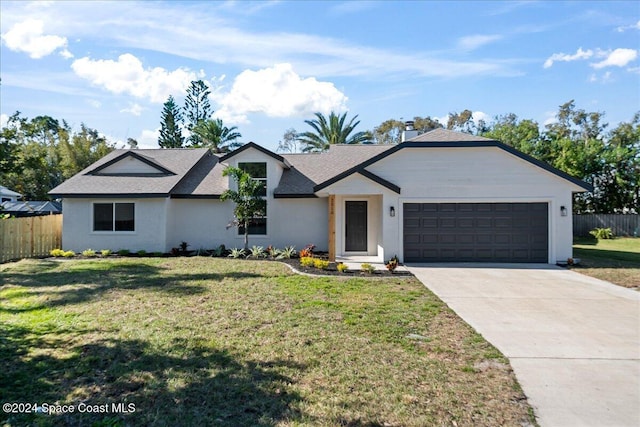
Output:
[297, 112, 372, 152]
[191, 118, 242, 153]
[184, 80, 213, 146]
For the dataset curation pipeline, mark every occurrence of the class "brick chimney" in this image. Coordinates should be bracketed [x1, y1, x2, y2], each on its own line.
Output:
[401, 120, 419, 142]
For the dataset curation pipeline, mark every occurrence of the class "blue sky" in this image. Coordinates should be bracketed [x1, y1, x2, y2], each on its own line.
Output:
[1, 1, 639, 151]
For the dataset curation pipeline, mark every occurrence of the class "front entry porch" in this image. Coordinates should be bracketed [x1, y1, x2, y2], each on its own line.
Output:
[328, 194, 383, 262]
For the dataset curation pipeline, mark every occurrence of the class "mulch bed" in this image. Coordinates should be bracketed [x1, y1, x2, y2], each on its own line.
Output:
[278, 257, 413, 278]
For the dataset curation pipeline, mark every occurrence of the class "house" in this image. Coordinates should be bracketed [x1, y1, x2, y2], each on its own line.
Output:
[0, 200, 62, 217]
[0, 185, 22, 203]
[49, 128, 591, 263]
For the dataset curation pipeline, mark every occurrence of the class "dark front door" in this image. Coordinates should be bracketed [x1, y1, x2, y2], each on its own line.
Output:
[345, 201, 367, 252]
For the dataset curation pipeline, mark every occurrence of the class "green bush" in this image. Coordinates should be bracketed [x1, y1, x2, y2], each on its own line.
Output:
[100, 249, 112, 257]
[313, 259, 330, 270]
[336, 262, 348, 273]
[228, 248, 245, 259]
[82, 249, 96, 257]
[589, 227, 614, 240]
[278, 246, 296, 259]
[50, 248, 65, 257]
[300, 256, 315, 267]
[63, 250, 75, 258]
[248, 245, 265, 259]
[361, 263, 376, 274]
[137, 250, 147, 256]
[117, 249, 130, 256]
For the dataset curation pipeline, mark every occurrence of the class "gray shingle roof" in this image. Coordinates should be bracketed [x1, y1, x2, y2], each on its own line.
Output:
[407, 128, 495, 142]
[49, 148, 209, 196]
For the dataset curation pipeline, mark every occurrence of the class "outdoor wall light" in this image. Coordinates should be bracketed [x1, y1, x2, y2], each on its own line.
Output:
[390, 206, 396, 217]
[560, 206, 568, 216]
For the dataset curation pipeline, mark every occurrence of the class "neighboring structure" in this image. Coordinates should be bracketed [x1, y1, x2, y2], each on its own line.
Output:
[0, 201, 62, 217]
[49, 128, 591, 263]
[0, 185, 22, 202]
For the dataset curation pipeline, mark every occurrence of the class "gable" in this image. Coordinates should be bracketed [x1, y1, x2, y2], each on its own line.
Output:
[87, 152, 175, 176]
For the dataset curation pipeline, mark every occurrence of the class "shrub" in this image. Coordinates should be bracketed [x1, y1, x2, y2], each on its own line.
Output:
[336, 262, 348, 273]
[63, 250, 76, 258]
[589, 227, 614, 240]
[152, 252, 164, 257]
[300, 256, 315, 267]
[228, 248, 245, 259]
[50, 248, 65, 257]
[278, 246, 296, 259]
[212, 244, 226, 257]
[299, 244, 316, 258]
[266, 245, 280, 259]
[361, 263, 376, 274]
[118, 249, 130, 256]
[313, 259, 330, 270]
[385, 255, 399, 272]
[82, 249, 96, 257]
[179, 241, 189, 252]
[137, 250, 147, 256]
[248, 245, 265, 258]
[100, 249, 112, 257]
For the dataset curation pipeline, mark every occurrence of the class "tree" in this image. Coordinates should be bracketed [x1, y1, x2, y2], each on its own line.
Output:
[373, 116, 443, 144]
[59, 124, 115, 179]
[297, 112, 371, 152]
[220, 166, 266, 250]
[481, 113, 540, 157]
[126, 138, 138, 149]
[276, 128, 300, 153]
[158, 95, 184, 148]
[446, 110, 475, 133]
[184, 80, 212, 146]
[191, 118, 241, 153]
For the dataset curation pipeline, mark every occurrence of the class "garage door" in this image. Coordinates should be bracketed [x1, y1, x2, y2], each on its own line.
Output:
[403, 203, 548, 262]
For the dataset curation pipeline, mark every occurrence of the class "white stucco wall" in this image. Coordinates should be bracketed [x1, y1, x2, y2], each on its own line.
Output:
[61, 198, 168, 253]
[363, 147, 582, 263]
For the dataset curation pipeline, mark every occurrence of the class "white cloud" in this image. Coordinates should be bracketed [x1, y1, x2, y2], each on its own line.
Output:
[87, 99, 101, 109]
[71, 53, 201, 103]
[0, 113, 9, 129]
[591, 48, 638, 69]
[136, 128, 160, 149]
[457, 34, 502, 51]
[120, 103, 144, 116]
[627, 66, 640, 74]
[543, 47, 593, 68]
[1, 18, 68, 59]
[616, 19, 640, 32]
[472, 111, 490, 123]
[59, 48, 74, 59]
[213, 63, 348, 124]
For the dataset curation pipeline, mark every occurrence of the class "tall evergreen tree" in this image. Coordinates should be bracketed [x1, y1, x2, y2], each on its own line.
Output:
[158, 95, 184, 148]
[184, 80, 212, 146]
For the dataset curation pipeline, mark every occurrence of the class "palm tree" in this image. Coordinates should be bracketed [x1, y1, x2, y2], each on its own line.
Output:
[191, 118, 242, 153]
[297, 112, 371, 152]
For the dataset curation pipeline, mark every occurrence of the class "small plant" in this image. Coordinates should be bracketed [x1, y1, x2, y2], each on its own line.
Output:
[299, 244, 316, 258]
[152, 252, 164, 257]
[385, 255, 399, 272]
[118, 249, 130, 256]
[277, 245, 296, 259]
[179, 241, 190, 252]
[229, 248, 245, 259]
[300, 256, 315, 267]
[100, 249, 112, 257]
[361, 263, 376, 274]
[313, 259, 330, 270]
[63, 250, 76, 258]
[82, 249, 96, 257]
[248, 245, 265, 258]
[50, 248, 65, 257]
[212, 244, 226, 257]
[266, 245, 281, 259]
[337, 262, 349, 273]
[589, 227, 614, 240]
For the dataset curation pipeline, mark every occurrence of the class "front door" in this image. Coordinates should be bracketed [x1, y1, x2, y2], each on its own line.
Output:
[345, 201, 367, 252]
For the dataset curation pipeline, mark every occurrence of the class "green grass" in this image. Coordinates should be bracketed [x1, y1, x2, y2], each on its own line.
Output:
[572, 237, 640, 289]
[1, 258, 534, 426]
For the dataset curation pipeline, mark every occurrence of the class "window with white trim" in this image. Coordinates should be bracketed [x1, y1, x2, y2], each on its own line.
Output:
[93, 203, 135, 231]
[238, 162, 267, 235]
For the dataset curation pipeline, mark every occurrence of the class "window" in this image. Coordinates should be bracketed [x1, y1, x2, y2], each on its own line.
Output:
[238, 162, 267, 235]
[239, 162, 267, 197]
[93, 203, 135, 231]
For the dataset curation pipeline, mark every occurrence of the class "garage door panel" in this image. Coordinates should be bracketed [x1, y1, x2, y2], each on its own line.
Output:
[403, 202, 548, 263]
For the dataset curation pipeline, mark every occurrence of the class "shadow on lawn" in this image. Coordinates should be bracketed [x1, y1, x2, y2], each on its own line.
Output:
[573, 247, 640, 266]
[0, 260, 265, 311]
[1, 321, 307, 426]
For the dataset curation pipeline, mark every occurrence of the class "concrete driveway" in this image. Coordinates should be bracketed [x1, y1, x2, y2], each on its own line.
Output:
[407, 264, 640, 427]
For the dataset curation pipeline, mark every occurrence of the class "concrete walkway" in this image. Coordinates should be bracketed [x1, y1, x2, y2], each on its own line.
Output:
[407, 263, 640, 427]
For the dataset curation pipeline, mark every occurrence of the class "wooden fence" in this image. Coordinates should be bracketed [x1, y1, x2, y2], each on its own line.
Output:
[0, 215, 63, 263]
[573, 214, 639, 237]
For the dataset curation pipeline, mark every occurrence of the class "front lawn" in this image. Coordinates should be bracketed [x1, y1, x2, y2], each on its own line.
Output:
[1, 257, 534, 426]
[571, 237, 640, 290]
